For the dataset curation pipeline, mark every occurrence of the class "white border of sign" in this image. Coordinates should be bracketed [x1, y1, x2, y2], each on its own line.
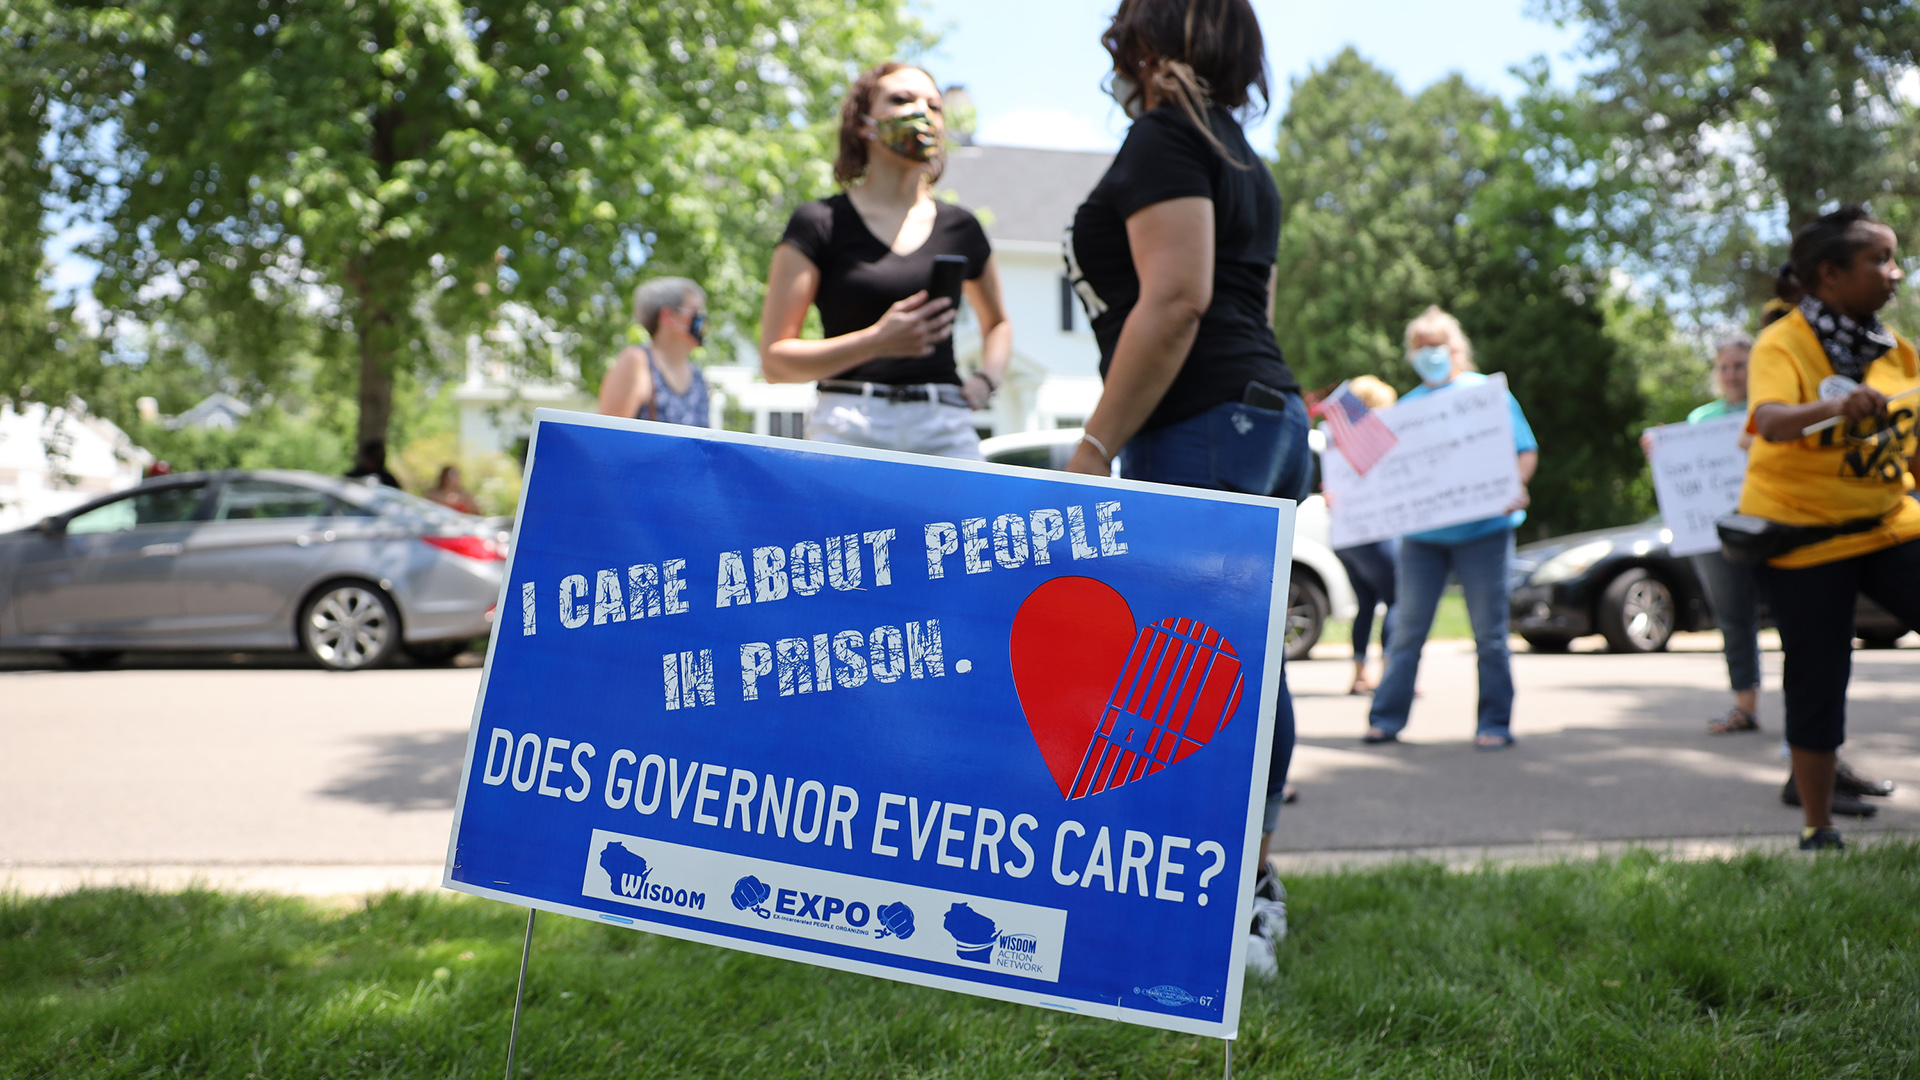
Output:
[441, 408, 1297, 1039]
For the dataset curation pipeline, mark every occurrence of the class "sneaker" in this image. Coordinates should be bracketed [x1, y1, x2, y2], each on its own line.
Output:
[1252, 869, 1288, 942]
[1780, 774, 1879, 817]
[1798, 827, 1845, 852]
[1244, 932, 1278, 978]
[1835, 760, 1895, 798]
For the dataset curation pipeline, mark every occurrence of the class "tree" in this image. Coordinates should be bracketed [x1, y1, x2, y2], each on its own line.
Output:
[0, 3, 98, 410]
[34, 1, 916, 473]
[1539, 0, 1920, 313]
[1272, 49, 1650, 537]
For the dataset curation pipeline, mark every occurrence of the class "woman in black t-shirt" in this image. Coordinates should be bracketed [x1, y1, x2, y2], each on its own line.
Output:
[1064, 0, 1305, 978]
[758, 62, 1012, 459]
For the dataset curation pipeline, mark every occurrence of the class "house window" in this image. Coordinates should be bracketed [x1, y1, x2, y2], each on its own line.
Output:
[1059, 274, 1076, 332]
[767, 412, 806, 439]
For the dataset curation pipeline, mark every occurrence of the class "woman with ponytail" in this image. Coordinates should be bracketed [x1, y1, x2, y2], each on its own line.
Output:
[1064, 0, 1303, 977]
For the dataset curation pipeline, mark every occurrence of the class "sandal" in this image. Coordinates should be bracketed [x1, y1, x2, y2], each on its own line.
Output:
[1707, 707, 1760, 735]
[1474, 733, 1516, 751]
[1362, 728, 1398, 744]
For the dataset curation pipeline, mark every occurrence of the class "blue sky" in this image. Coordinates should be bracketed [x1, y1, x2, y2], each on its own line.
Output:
[915, 0, 1586, 151]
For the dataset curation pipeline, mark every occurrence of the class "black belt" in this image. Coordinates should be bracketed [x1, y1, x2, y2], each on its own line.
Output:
[818, 380, 970, 408]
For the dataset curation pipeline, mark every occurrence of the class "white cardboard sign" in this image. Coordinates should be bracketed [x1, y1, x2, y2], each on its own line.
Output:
[1646, 414, 1747, 557]
[1324, 374, 1522, 549]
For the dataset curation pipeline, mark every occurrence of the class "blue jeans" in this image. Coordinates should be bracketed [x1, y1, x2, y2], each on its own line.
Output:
[1689, 551, 1761, 693]
[1335, 540, 1397, 664]
[1122, 393, 1312, 828]
[1368, 528, 1517, 740]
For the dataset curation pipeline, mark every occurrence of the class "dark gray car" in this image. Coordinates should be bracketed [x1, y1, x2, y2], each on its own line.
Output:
[0, 469, 506, 670]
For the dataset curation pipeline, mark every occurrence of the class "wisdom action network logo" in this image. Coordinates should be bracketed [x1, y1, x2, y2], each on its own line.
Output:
[942, 902, 1048, 975]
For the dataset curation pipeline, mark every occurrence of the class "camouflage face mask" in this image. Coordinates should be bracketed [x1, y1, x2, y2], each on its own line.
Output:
[867, 109, 939, 162]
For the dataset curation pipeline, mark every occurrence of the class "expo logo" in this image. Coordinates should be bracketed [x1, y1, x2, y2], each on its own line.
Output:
[730, 875, 916, 939]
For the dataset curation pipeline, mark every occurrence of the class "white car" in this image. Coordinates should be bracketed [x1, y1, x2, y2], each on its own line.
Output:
[977, 428, 1356, 660]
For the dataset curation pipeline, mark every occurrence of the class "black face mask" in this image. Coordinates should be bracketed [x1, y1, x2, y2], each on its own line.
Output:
[688, 311, 707, 347]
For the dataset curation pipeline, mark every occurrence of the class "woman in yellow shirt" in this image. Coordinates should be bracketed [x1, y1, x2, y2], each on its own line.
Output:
[1742, 205, 1916, 851]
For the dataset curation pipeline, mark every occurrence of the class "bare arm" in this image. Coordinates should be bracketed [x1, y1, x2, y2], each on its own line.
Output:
[1507, 449, 1539, 512]
[597, 346, 653, 418]
[1752, 386, 1888, 442]
[1066, 197, 1215, 474]
[757, 242, 954, 384]
[962, 254, 1014, 406]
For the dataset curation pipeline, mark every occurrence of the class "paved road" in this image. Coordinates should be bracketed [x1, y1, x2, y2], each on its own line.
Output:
[4, 635, 1915, 893]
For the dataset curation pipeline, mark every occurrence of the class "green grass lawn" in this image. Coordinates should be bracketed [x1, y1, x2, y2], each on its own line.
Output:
[1319, 589, 1470, 649]
[6, 844, 1916, 1079]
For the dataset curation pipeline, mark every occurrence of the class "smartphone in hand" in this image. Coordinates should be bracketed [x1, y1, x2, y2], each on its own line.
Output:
[929, 255, 968, 321]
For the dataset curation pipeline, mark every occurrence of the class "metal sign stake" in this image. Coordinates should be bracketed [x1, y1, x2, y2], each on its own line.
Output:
[503, 908, 536, 1080]
[1222, 1038, 1233, 1079]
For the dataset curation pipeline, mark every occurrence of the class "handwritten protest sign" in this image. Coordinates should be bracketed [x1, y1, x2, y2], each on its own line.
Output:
[1646, 415, 1747, 557]
[444, 410, 1295, 1038]
[1322, 375, 1521, 548]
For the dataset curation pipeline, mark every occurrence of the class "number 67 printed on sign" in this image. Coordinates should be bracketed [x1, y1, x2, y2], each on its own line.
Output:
[444, 409, 1296, 1037]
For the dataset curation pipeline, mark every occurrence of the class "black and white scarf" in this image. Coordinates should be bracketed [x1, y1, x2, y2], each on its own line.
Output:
[1799, 296, 1896, 382]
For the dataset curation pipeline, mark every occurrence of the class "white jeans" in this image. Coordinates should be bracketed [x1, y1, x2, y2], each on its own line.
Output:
[806, 389, 984, 460]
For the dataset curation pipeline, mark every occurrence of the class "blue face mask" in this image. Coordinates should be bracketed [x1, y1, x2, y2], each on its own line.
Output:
[1410, 345, 1454, 386]
[688, 311, 707, 347]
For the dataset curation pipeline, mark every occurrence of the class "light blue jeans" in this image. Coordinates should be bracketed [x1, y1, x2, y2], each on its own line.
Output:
[1367, 528, 1517, 740]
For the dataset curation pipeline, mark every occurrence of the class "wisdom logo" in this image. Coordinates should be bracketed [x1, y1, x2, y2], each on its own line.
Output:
[597, 840, 706, 911]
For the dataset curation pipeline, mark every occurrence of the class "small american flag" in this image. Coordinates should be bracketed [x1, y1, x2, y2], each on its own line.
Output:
[1315, 380, 1399, 475]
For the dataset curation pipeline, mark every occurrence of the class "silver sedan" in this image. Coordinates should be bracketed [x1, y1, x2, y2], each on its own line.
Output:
[0, 469, 506, 670]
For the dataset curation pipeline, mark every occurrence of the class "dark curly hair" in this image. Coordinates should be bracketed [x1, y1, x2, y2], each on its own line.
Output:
[1101, 0, 1269, 167]
[832, 62, 945, 188]
[1789, 204, 1887, 291]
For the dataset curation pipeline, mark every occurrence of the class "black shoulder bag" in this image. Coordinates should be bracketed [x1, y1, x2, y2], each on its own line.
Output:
[1716, 513, 1883, 565]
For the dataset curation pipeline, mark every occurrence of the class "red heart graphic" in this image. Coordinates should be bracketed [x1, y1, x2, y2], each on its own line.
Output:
[1009, 577, 1244, 800]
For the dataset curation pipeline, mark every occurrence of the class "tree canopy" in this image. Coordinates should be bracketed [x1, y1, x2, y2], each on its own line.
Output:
[1272, 49, 1649, 537]
[11, 0, 915, 471]
[1540, 0, 1920, 316]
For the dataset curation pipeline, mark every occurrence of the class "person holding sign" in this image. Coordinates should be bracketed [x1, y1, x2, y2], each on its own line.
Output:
[1740, 205, 1919, 851]
[1643, 338, 1766, 736]
[758, 63, 1012, 459]
[1061, 0, 1305, 975]
[1363, 307, 1537, 750]
[599, 277, 713, 427]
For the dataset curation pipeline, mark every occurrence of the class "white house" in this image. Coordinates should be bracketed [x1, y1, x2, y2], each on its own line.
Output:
[940, 143, 1114, 434]
[0, 402, 152, 531]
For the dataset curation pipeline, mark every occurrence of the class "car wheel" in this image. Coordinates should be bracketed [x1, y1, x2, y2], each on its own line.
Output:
[57, 649, 125, 670]
[404, 639, 473, 666]
[1520, 634, 1572, 654]
[1284, 573, 1329, 661]
[301, 582, 400, 671]
[1598, 568, 1675, 653]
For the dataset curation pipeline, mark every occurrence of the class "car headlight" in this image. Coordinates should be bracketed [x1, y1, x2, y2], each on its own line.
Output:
[1530, 539, 1614, 585]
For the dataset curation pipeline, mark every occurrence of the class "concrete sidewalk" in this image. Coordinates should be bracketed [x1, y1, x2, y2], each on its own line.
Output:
[3, 636, 1915, 896]
[1278, 633, 1920, 860]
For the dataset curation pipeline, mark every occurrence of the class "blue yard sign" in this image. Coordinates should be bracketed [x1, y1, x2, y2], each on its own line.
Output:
[443, 410, 1295, 1037]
